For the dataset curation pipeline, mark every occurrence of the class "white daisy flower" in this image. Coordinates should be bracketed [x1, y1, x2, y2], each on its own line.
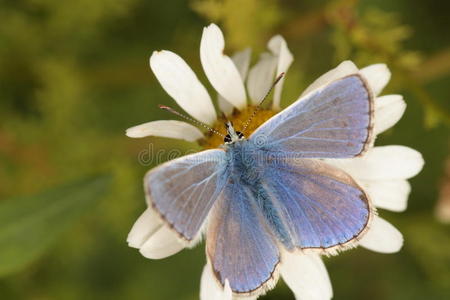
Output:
[126, 23, 424, 300]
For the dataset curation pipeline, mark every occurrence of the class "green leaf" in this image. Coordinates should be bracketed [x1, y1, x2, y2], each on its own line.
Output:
[0, 174, 112, 277]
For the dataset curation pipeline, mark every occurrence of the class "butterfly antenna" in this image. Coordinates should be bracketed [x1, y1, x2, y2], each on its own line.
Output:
[159, 105, 225, 137]
[241, 72, 285, 133]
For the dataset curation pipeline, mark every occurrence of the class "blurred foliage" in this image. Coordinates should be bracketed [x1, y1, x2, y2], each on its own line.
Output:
[0, 0, 449, 299]
[0, 174, 111, 277]
[192, 0, 282, 50]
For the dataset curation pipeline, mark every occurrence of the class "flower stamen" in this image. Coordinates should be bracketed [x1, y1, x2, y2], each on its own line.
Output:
[200, 106, 277, 149]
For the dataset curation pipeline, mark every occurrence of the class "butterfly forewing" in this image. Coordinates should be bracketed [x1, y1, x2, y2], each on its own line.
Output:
[250, 74, 373, 159]
[144, 149, 228, 241]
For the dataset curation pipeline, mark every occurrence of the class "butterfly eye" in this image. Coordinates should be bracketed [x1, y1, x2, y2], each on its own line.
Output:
[224, 134, 232, 143]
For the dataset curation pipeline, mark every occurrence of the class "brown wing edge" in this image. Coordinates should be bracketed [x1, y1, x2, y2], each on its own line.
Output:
[348, 73, 375, 158]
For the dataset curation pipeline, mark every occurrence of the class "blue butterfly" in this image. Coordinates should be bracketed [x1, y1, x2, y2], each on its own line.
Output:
[145, 74, 374, 295]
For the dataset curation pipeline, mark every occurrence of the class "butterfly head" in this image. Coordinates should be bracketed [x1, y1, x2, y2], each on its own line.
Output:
[224, 121, 244, 144]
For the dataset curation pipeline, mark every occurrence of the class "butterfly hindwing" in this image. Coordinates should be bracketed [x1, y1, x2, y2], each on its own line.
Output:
[206, 179, 280, 295]
[144, 149, 227, 241]
[262, 156, 371, 250]
[250, 74, 373, 159]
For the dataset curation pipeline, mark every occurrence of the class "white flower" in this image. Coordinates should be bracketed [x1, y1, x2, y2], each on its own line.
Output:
[126, 23, 424, 300]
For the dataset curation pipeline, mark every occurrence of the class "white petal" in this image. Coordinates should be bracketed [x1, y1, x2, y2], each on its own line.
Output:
[359, 216, 403, 253]
[200, 264, 232, 300]
[360, 179, 411, 212]
[360, 64, 391, 96]
[150, 50, 216, 125]
[232, 48, 252, 79]
[301, 61, 358, 97]
[126, 120, 204, 142]
[139, 225, 185, 259]
[247, 52, 277, 105]
[374, 94, 406, 135]
[127, 208, 186, 259]
[223, 281, 232, 300]
[233, 296, 258, 300]
[325, 146, 424, 180]
[281, 252, 333, 300]
[218, 48, 252, 115]
[127, 208, 162, 248]
[268, 35, 294, 110]
[200, 24, 246, 109]
[218, 96, 235, 116]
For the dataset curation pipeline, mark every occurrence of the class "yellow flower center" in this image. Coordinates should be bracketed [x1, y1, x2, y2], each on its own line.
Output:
[199, 106, 277, 149]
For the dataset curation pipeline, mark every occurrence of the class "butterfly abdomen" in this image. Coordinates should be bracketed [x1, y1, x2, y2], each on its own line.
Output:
[251, 183, 294, 249]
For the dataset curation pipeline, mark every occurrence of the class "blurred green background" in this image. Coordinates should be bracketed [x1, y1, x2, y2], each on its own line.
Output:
[0, 0, 449, 299]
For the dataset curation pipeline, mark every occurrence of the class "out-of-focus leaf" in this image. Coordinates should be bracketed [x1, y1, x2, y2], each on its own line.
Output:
[0, 174, 112, 277]
[403, 215, 450, 292]
[424, 106, 442, 129]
